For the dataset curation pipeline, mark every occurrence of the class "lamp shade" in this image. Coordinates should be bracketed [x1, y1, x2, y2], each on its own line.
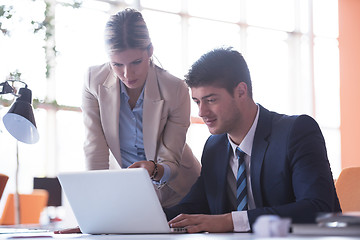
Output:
[3, 87, 39, 144]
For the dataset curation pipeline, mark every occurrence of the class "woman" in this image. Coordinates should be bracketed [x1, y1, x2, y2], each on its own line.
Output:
[81, 8, 200, 208]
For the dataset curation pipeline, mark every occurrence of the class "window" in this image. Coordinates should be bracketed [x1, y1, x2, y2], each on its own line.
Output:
[0, 0, 341, 200]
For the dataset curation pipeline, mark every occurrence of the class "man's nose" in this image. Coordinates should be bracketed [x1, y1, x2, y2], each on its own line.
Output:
[198, 102, 208, 118]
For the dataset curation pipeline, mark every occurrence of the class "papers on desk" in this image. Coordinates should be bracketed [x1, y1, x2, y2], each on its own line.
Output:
[0, 228, 50, 234]
[0, 228, 52, 239]
[292, 212, 360, 236]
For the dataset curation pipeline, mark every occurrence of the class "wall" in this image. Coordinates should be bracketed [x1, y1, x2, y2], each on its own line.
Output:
[339, 0, 360, 169]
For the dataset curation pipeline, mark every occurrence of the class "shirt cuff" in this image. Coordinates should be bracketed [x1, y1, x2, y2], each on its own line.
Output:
[231, 211, 251, 232]
[153, 163, 170, 185]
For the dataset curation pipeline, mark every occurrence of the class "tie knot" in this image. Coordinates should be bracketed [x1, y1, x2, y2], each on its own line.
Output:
[236, 147, 245, 160]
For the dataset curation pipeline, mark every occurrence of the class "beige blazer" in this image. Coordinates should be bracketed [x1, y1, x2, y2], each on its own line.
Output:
[81, 63, 200, 207]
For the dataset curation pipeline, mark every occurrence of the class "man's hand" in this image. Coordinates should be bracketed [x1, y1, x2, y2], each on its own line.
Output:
[128, 160, 164, 181]
[168, 213, 234, 233]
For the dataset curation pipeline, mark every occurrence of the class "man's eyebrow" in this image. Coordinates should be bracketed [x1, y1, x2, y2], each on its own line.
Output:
[192, 93, 217, 101]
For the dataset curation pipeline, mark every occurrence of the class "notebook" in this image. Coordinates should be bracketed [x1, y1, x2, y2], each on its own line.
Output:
[57, 168, 185, 234]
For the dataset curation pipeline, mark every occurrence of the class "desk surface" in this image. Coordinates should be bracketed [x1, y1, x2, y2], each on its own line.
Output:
[1, 232, 360, 240]
[1, 223, 360, 240]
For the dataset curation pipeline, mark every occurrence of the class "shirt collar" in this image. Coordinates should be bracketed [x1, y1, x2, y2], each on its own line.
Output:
[228, 104, 260, 158]
[120, 81, 145, 103]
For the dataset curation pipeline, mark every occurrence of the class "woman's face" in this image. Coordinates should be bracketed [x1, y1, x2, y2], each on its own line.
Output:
[109, 48, 152, 91]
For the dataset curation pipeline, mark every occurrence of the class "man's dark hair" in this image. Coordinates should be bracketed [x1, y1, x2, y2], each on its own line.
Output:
[185, 47, 252, 98]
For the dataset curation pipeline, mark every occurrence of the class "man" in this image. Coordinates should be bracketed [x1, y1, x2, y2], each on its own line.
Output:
[165, 47, 341, 233]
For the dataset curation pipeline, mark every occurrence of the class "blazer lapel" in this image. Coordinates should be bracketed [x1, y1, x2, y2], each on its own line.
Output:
[251, 105, 271, 208]
[217, 141, 233, 213]
[143, 67, 164, 160]
[99, 68, 121, 162]
[208, 135, 232, 214]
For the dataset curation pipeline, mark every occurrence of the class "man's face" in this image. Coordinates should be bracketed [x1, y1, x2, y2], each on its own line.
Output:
[191, 85, 241, 136]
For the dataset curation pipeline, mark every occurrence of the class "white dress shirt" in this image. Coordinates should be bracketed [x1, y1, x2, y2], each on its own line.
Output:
[228, 104, 259, 232]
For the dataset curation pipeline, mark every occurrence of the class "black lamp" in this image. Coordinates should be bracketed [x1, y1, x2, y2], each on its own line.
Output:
[1, 80, 39, 144]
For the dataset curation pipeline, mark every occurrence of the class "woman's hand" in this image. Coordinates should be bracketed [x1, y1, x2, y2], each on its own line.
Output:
[128, 160, 164, 181]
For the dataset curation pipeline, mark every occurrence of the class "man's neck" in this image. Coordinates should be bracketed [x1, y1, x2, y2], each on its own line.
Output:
[229, 101, 258, 145]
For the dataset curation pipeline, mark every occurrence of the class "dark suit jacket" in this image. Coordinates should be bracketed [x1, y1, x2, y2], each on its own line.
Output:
[165, 105, 341, 228]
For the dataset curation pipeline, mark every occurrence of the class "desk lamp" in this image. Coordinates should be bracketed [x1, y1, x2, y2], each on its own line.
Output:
[1, 80, 39, 143]
[0, 78, 39, 224]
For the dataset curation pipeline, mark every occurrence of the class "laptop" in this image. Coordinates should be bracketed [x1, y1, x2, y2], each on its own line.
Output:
[57, 168, 185, 234]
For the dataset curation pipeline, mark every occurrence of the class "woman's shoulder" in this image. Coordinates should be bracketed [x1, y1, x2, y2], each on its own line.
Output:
[154, 65, 186, 88]
[88, 62, 112, 76]
[154, 65, 181, 81]
[86, 63, 113, 86]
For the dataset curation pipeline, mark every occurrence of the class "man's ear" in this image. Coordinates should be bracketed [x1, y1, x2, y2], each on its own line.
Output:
[235, 82, 247, 98]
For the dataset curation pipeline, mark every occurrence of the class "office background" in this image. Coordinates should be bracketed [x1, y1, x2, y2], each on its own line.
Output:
[0, 0, 359, 215]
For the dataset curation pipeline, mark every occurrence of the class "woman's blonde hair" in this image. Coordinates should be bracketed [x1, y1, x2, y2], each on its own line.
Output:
[105, 8, 152, 54]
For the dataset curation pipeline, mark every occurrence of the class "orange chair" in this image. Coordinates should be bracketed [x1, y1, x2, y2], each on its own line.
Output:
[0, 189, 49, 225]
[0, 173, 9, 200]
[335, 167, 360, 212]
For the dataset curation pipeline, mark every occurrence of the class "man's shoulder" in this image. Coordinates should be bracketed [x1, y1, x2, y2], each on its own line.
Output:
[261, 105, 317, 127]
[205, 134, 228, 149]
[262, 109, 322, 140]
[272, 112, 318, 128]
[257, 105, 321, 140]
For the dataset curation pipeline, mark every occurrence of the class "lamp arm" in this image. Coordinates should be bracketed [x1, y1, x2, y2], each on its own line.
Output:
[0, 79, 28, 97]
[6, 79, 28, 88]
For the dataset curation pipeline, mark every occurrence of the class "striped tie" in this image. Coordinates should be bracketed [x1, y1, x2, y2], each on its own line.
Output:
[236, 147, 248, 211]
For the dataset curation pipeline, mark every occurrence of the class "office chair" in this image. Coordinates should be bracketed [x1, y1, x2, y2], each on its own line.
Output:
[0, 189, 49, 225]
[33, 177, 62, 207]
[0, 173, 9, 200]
[335, 167, 360, 212]
[33, 177, 62, 222]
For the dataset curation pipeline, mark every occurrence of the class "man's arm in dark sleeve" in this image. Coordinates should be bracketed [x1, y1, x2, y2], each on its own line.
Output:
[164, 173, 210, 221]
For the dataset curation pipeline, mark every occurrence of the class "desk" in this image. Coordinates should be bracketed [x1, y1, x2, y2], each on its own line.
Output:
[2, 223, 360, 240]
[1, 232, 360, 240]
